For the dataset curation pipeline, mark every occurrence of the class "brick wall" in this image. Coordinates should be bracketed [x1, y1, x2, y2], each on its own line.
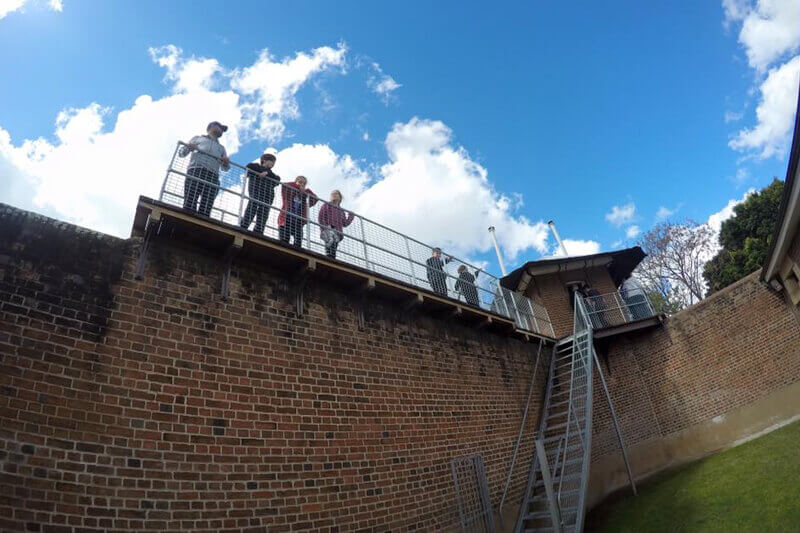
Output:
[527, 268, 617, 338]
[0, 205, 549, 532]
[591, 270, 800, 464]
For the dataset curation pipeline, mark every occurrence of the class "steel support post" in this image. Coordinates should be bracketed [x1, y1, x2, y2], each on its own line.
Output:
[535, 439, 563, 533]
[592, 349, 638, 496]
[498, 339, 544, 519]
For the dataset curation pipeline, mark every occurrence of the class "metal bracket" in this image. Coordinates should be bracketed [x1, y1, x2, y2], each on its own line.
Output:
[135, 209, 162, 280]
[444, 306, 463, 320]
[221, 235, 243, 300]
[291, 258, 317, 316]
[353, 278, 375, 329]
[403, 293, 424, 312]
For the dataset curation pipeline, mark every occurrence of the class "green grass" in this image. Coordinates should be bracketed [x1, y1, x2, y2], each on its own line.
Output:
[586, 419, 800, 533]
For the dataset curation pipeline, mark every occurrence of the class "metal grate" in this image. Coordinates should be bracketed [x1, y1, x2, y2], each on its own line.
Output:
[158, 141, 555, 338]
[451, 454, 496, 533]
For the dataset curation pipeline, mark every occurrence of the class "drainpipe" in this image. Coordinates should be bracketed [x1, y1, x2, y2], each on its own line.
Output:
[548, 220, 569, 257]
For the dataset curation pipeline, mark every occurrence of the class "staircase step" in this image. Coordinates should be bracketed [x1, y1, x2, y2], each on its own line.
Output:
[523, 506, 578, 521]
[544, 417, 586, 433]
[550, 385, 587, 399]
[530, 488, 580, 504]
[535, 472, 581, 487]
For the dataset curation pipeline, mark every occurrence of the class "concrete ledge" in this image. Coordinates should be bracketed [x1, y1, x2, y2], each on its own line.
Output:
[587, 379, 800, 508]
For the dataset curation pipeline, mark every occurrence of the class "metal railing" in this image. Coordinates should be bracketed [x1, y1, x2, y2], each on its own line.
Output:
[158, 141, 555, 338]
[583, 287, 656, 330]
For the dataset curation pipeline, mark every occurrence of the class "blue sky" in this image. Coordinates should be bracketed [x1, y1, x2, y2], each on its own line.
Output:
[1, 0, 798, 275]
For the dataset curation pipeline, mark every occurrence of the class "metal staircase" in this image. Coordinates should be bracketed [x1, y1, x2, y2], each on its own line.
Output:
[514, 294, 596, 533]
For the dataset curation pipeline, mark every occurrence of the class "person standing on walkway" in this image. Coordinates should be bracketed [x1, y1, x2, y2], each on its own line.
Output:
[318, 189, 355, 260]
[240, 153, 280, 234]
[278, 176, 317, 248]
[455, 265, 481, 306]
[179, 121, 230, 217]
[426, 247, 452, 296]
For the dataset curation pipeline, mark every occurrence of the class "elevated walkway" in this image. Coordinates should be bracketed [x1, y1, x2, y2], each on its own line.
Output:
[134, 196, 553, 343]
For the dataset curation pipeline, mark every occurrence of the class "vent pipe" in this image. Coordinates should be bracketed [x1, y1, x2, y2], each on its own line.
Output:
[548, 220, 569, 257]
[488, 226, 508, 276]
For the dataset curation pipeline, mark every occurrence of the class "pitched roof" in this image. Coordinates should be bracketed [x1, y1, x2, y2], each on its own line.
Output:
[500, 246, 646, 292]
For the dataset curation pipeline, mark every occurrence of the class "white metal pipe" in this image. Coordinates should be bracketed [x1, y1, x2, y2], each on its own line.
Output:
[548, 220, 569, 257]
[488, 226, 508, 276]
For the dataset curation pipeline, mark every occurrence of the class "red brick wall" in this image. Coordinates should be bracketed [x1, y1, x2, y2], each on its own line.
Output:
[591, 270, 800, 462]
[0, 206, 549, 532]
[527, 268, 617, 338]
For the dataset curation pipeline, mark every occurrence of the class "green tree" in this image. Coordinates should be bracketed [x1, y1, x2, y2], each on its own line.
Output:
[703, 179, 784, 294]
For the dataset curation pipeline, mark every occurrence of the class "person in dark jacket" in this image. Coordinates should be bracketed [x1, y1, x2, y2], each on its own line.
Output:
[455, 265, 481, 306]
[278, 176, 317, 248]
[318, 189, 355, 259]
[426, 247, 452, 296]
[240, 153, 280, 234]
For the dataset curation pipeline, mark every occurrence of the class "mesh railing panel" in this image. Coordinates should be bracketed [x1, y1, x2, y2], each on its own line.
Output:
[160, 141, 554, 337]
[451, 454, 495, 533]
[583, 287, 656, 330]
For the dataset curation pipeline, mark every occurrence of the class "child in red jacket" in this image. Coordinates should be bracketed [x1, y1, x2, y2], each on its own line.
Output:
[278, 176, 317, 248]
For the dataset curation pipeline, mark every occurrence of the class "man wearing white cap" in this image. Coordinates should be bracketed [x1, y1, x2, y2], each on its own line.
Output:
[179, 121, 231, 217]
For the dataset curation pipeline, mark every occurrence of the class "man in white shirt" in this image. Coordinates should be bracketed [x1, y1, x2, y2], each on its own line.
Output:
[179, 121, 231, 217]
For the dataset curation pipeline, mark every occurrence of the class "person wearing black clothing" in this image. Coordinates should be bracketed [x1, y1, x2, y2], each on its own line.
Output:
[455, 265, 480, 306]
[240, 153, 280, 234]
[426, 247, 452, 296]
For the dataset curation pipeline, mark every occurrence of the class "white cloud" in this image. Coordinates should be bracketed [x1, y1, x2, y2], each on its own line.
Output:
[729, 54, 800, 158]
[231, 44, 346, 141]
[724, 109, 744, 122]
[626, 225, 641, 239]
[1, 0, 61, 18]
[724, 0, 800, 71]
[0, 0, 26, 18]
[149, 45, 221, 94]
[351, 118, 549, 260]
[1, 43, 549, 266]
[655, 205, 676, 220]
[0, 92, 243, 236]
[724, 0, 800, 160]
[273, 143, 370, 205]
[700, 188, 756, 267]
[367, 62, 401, 104]
[548, 239, 601, 259]
[605, 202, 636, 227]
[0, 43, 347, 236]
[707, 188, 754, 234]
[733, 166, 751, 184]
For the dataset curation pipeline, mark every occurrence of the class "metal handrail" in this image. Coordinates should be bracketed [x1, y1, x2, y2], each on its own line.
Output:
[583, 287, 656, 329]
[159, 141, 555, 337]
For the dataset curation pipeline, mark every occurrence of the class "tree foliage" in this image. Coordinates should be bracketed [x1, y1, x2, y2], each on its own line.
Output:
[635, 220, 716, 313]
[703, 179, 784, 294]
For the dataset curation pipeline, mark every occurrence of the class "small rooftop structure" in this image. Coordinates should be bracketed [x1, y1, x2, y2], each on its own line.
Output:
[500, 246, 661, 339]
[500, 247, 646, 293]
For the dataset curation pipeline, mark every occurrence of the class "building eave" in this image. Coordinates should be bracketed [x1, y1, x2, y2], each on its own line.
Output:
[762, 86, 800, 283]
